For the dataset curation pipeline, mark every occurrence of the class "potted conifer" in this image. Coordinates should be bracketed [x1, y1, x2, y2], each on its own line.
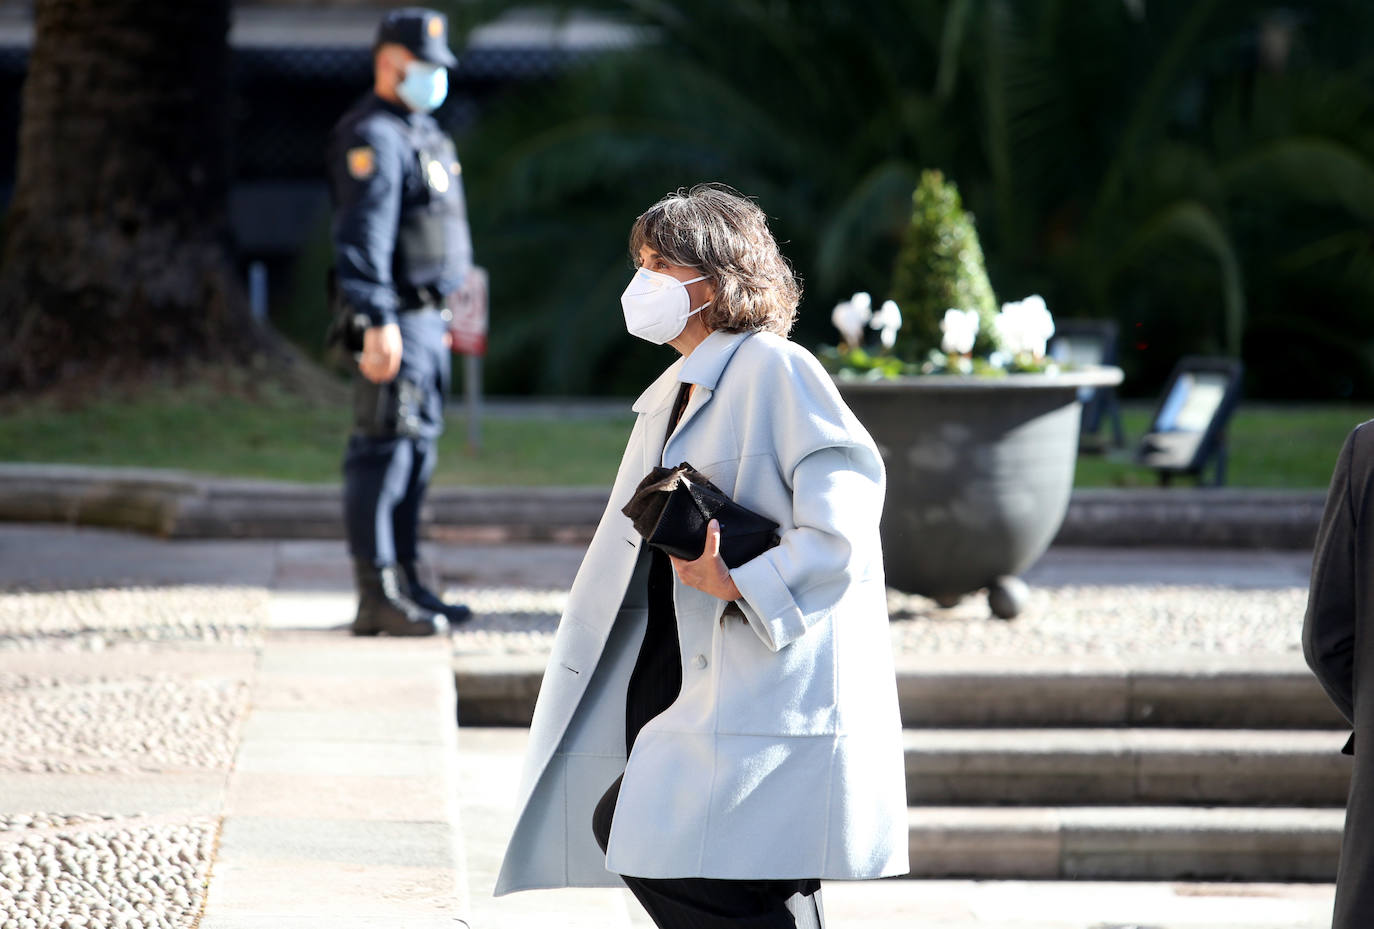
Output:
[824, 171, 1121, 618]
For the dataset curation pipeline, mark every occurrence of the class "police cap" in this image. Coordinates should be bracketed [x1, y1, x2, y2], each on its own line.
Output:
[375, 7, 458, 68]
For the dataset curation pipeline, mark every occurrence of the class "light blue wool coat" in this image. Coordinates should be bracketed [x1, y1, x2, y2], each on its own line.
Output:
[495, 329, 908, 893]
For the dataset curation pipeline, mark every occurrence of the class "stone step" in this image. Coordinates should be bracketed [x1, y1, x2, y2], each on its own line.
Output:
[907, 806, 1343, 882]
[454, 725, 1345, 888]
[454, 653, 1346, 729]
[905, 729, 1352, 806]
[894, 654, 1343, 729]
[453, 728, 1338, 925]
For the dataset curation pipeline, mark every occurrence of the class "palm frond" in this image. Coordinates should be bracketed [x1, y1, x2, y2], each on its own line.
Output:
[1092, 0, 1224, 220]
[1110, 199, 1245, 355]
[1221, 137, 1374, 223]
[814, 160, 919, 294]
[934, 0, 974, 103]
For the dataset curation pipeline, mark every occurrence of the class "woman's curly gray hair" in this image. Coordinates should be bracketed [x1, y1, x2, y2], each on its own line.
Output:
[629, 184, 801, 336]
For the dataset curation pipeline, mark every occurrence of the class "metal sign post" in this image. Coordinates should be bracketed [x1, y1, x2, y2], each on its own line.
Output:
[446, 266, 489, 453]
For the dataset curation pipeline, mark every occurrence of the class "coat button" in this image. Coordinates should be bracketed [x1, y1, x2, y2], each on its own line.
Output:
[693, 654, 708, 669]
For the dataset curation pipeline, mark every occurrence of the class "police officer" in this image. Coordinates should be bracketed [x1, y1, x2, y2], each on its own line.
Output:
[328, 7, 473, 636]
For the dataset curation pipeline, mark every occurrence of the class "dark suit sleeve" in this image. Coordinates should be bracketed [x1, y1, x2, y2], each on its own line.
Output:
[1303, 428, 1360, 728]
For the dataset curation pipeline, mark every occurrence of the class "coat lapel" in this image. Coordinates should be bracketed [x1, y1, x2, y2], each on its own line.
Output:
[663, 384, 711, 466]
[661, 330, 755, 467]
[632, 357, 684, 475]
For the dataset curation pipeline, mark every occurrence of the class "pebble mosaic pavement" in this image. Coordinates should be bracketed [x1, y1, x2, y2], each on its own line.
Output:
[0, 588, 265, 929]
[445, 584, 1310, 657]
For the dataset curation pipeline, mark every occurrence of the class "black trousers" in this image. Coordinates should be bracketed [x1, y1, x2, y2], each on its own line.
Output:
[593, 775, 822, 929]
[593, 550, 822, 929]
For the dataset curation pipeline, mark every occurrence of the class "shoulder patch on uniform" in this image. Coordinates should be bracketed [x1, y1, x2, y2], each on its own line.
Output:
[346, 146, 376, 180]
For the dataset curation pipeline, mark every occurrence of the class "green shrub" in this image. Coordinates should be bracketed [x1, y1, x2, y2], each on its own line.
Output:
[887, 170, 999, 359]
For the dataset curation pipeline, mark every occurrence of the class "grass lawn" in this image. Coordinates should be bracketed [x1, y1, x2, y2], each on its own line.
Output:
[0, 376, 635, 487]
[0, 375, 1368, 489]
[1073, 404, 1370, 489]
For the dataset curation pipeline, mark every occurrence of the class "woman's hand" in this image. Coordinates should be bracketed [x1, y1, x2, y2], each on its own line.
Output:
[670, 519, 742, 602]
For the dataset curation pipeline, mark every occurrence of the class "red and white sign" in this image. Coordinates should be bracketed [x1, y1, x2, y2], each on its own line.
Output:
[447, 266, 489, 356]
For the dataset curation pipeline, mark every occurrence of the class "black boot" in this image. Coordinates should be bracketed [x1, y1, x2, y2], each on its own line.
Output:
[400, 561, 473, 626]
[351, 560, 447, 637]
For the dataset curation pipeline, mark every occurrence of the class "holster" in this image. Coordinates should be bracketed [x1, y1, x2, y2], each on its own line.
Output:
[324, 268, 368, 355]
[352, 375, 426, 439]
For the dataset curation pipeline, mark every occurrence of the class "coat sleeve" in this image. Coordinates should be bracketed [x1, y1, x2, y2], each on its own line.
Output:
[728, 346, 885, 652]
[1303, 427, 1361, 730]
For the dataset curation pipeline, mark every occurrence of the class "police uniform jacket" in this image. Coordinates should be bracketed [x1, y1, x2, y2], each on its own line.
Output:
[495, 330, 910, 893]
[327, 93, 472, 326]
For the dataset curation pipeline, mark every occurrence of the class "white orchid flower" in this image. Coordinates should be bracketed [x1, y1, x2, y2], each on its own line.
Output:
[993, 295, 1055, 358]
[870, 300, 902, 349]
[939, 308, 980, 356]
[831, 292, 873, 349]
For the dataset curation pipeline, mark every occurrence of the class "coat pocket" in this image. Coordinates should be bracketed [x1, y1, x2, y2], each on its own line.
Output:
[717, 609, 838, 736]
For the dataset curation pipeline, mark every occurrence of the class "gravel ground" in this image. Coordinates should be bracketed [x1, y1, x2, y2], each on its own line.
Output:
[0, 587, 267, 652]
[0, 586, 259, 927]
[0, 672, 249, 774]
[446, 583, 1310, 657]
[0, 816, 217, 929]
[885, 585, 1309, 656]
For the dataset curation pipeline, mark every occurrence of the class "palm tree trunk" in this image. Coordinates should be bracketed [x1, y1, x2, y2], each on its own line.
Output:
[0, 0, 263, 389]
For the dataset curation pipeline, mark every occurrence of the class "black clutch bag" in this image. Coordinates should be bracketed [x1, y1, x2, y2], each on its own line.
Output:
[622, 462, 781, 568]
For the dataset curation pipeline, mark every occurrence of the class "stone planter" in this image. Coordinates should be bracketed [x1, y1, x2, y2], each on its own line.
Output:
[837, 368, 1124, 618]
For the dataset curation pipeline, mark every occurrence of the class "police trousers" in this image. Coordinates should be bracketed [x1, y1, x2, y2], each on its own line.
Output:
[342, 309, 450, 566]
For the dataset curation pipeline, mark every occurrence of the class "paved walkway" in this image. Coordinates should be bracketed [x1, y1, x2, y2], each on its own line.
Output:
[0, 526, 465, 929]
[0, 524, 1338, 928]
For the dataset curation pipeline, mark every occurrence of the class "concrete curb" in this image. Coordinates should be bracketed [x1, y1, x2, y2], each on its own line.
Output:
[201, 629, 468, 927]
[0, 463, 1325, 548]
[0, 463, 607, 542]
[1058, 488, 1325, 549]
[453, 652, 1347, 729]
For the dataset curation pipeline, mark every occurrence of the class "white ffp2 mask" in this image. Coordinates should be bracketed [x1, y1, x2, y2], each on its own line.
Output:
[620, 268, 709, 344]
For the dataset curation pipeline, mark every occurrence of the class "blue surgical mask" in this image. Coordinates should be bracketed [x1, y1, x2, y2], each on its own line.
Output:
[397, 60, 448, 114]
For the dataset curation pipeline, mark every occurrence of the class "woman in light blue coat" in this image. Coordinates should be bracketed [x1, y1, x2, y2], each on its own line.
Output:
[496, 184, 908, 928]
